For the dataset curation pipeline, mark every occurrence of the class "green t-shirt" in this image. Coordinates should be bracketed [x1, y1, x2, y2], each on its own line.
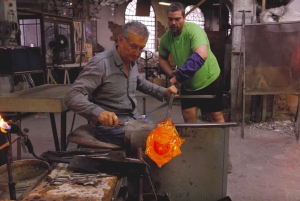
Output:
[159, 22, 220, 91]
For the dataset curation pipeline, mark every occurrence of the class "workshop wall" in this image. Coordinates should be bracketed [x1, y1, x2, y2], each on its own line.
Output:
[96, 0, 222, 51]
[96, 3, 127, 51]
[17, 0, 87, 20]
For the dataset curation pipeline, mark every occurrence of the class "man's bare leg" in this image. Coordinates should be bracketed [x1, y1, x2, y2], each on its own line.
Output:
[205, 111, 225, 123]
[182, 107, 198, 123]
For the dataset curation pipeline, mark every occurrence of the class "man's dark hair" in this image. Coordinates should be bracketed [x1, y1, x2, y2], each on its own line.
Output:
[167, 2, 185, 16]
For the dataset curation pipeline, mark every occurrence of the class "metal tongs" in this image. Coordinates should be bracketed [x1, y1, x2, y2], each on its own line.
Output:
[166, 93, 174, 119]
[118, 121, 129, 126]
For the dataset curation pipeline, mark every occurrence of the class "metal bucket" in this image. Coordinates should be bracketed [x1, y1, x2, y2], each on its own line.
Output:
[0, 159, 49, 196]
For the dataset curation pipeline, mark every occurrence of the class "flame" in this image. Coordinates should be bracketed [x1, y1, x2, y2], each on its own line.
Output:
[0, 115, 10, 133]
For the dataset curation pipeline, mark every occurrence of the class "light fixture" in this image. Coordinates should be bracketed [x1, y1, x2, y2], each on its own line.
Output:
[100, 0, 129, 16]
[158, 2, 171, 6]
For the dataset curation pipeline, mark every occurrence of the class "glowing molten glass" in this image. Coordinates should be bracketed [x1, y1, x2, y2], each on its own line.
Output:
[145, 118, 185, 167]
[0, 115, 10, 133]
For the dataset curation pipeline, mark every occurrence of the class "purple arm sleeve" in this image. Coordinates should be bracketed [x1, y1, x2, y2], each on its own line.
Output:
[174, 52, 205, 83]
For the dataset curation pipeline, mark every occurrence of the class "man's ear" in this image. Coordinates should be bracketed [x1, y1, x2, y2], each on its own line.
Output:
[117, 35, 123, 45]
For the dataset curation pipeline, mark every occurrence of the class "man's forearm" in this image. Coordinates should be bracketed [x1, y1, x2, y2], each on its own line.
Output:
[159, 58, 173, 77]
[175, 52, 205, 83]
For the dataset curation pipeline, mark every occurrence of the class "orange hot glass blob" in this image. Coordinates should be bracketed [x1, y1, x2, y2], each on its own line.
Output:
[145, 118, 185, 167]
[153, 140, 170, 155]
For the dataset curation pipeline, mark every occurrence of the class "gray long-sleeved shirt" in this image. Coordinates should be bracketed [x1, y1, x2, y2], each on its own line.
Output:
[64, 46, 166, 130]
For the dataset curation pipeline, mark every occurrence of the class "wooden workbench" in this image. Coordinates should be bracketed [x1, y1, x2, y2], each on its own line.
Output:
[0, 84, 71, 154]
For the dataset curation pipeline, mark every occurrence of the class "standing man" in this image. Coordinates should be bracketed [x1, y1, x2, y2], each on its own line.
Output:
[65, 21, 178, 147]
[159, 2, 225, 123]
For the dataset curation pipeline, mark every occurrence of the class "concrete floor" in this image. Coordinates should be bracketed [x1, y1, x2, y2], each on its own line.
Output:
[1, 95, 300, 200]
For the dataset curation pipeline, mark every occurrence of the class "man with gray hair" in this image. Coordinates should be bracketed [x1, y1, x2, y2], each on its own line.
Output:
[65, 21, 177, 147]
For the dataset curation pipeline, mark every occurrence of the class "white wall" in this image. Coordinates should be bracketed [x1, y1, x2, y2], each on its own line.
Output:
[286, 0, 300, 12]
[152, 1, 169, 27]
[96, 3, 127, 51]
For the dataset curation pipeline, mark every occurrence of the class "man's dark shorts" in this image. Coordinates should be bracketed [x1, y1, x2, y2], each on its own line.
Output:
[181, 76, 224, 114]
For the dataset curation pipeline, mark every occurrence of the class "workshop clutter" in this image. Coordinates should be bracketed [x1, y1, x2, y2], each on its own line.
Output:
[154, 76, 166, 87]
[0, 159, 49, 197]
[145, 118, 185, 167]
[136, 51, 159, 73]
[0, 116, 52, 200]
[148, 76, 166, 87]
[22, 163, 119, 200]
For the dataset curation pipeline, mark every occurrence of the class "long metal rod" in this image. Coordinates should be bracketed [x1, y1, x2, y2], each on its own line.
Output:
[17, 112, 21, 160]
[143, 97, 146, 115]
[174, 122, 238, 128]
[146, 95, 217, 116]
[137, 148, 143, 201]
[0, 136, 19, 150]
[176, 95, 215, 98]
[6, 133, 16, 200]
[186, 0, 206, 16]
[242, 24, 246, 139]
[146, 102, 168, 116]
[166, 93, 174, 119]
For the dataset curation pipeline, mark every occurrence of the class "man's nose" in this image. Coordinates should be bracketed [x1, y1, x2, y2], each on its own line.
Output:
[134, 50, 141, 57]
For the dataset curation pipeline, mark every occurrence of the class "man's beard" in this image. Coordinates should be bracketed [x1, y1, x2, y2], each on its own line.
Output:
[171, 26, 181, 36]
[171, 25, 177, 32]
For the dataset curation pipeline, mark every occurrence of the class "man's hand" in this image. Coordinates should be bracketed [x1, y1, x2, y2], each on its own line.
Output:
[164, 85, 178, 97]
[98, 110, 119, 127]
[169, 69, 177, 77]
[169, 76, 177, 85]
